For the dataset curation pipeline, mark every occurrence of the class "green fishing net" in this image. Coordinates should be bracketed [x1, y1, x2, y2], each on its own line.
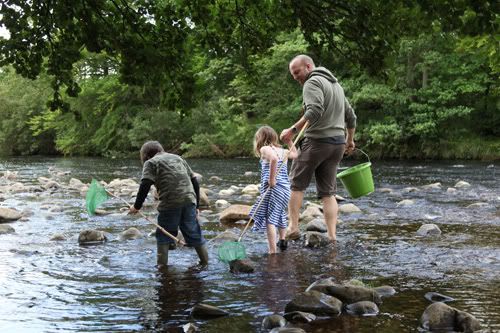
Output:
[217, 241, 247, 263]
[86, 179, 109, 215]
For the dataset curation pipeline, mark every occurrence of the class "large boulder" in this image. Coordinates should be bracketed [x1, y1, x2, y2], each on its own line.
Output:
[191, 303, 229, 318]
[345, 301, 379, 316]
[199, 188, 210, 208]
[0, 207, 22, 223]
[261, 314, 286, 330]
[78, 230, 107, 245]
[284, 290, 342, 316]
[229, 258, 255, 273]
[283, 311, 316, 323]
[300, 206, 323, 223]
[416, 224, 442, 237]
[339, 203, 361, 213]
[304, 231, 332, 248]
[0, 224, 15, 234]
[305, 218, 327, 233]
[120, 227, 143, 240]
[320, 284, 382, 305]
[219, 205, 251, 223]
[242, 184, 260, 195]
[420, 302, 481, 332]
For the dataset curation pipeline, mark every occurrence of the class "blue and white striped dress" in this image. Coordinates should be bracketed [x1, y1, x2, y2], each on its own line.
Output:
[250, 147, 291, 231]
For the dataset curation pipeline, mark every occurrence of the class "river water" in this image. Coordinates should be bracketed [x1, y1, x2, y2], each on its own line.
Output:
[0, 157, 498, 332]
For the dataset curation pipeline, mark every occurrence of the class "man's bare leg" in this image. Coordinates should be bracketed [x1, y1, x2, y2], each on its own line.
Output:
[322, 195, 338, 240]
[287, 190, 304, 236]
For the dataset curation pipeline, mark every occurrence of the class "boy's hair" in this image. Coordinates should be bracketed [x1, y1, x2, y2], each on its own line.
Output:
[140, 141, 164, 164]
[253, 126, 279, 157]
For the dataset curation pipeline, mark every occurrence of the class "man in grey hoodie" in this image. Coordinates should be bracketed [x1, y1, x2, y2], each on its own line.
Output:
[280, 55, 357, 241]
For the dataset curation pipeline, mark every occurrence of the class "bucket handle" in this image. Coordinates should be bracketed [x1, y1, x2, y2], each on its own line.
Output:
[345, 148, 371, 163]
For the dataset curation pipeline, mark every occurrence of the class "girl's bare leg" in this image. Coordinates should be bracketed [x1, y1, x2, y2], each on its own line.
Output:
[266, 224, 277, 254]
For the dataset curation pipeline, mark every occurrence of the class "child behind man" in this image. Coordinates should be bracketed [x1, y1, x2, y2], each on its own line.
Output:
[129, 141, 208, 267]
[250, 126, 297, 254]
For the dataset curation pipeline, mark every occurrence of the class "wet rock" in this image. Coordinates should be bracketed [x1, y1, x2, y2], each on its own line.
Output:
[424, 292, 455, 303]
[2, 170, 18, 180]
[0, 207, 22, 223]
[379, 188, 393, 193]
[386, 212, 398, 218]
[270, 328, 306, 333]
[43, 180, 61, 190]
[94, 209, 112, 216]
[244, 171, 258, 177]
[402, 187, 419, 193]
[420, 302, 481, 332]
[305, 218, 327, 233]
[181, 322, 198, 333]
[214, 199, 230, 209]
[284, 290, 342, 316]
[422, 182, 442, 190]
[447, 187, 458, 194]
[210, 230, 239, 243]
[262, 314, 286, 329]
[242, 184, 259, 195]
[50, 233, 66, 241]
[304, 231, 332, 248]
[397, 199, 415, 206]
[345, 279, 365, 287]
[305, 277, 336, 294]
[466, 202, 489, 209]
[78, 229, 107, 245]
[416, 224, 442, 237]
[373, 286, 397, 298]
[48, 205, 64, 213]
[191, 303, 229, 318]
[120, 227, 143, 240]
[345, 301, 379, 316]
[199, 188, 210, 208]
[0, 224, 15, 234]
[219, 204, 251, 223]
[68, 178, 86, 190]
[209, 176, 222, 182]
[323, 284, 382, 305]
[218, 188, 235, 196]
[454, 181, 471, 188]
[283, 311, 317, 323]
[229, 259, 255, 273]
[300, 206, 323, 223]
[339, 203, 361, 213]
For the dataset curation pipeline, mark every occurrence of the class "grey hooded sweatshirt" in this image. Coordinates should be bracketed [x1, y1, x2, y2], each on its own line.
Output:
[302, 67, 357, 139]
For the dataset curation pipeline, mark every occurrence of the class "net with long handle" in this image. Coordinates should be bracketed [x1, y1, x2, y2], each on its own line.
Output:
[217, 122, 309, 263]
[86, 179, 109, 215]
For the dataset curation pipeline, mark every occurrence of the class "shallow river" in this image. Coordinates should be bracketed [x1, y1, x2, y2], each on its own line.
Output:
[0, 157, 498, 332]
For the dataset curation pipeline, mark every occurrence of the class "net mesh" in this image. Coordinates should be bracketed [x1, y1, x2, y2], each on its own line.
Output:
[86, 179, 109, 215]
[217, 241, 247, 263]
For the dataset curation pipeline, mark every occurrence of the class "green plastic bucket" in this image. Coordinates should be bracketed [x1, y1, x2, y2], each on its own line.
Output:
[337, 149, 374, 198]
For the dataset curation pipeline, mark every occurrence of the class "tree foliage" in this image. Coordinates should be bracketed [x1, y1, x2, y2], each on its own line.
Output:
[0, 1, 498, 159]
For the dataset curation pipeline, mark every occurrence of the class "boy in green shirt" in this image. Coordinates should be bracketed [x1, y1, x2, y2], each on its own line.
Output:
[129, 141, 208, 267]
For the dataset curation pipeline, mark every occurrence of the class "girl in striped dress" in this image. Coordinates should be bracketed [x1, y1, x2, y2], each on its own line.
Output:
[250, 126, 298, 254]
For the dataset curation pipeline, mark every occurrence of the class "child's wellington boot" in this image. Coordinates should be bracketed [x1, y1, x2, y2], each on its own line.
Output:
[194, 245, 209, 265]
[157, 244, 169, 267]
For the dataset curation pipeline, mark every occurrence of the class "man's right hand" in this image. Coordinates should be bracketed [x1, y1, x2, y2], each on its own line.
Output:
[280, 128, 294, 143]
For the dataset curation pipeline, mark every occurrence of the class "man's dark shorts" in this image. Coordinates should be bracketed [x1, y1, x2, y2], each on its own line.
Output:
[156, 203, 205, 246]
[290, 137, 345, 197]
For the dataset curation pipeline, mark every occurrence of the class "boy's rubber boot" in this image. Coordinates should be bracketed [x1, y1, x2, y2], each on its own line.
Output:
[157, 244, 169, 267]
[194, 245, 209, 266]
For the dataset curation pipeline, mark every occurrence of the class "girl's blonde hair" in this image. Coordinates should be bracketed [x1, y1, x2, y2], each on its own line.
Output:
[253, 126, 279, 157]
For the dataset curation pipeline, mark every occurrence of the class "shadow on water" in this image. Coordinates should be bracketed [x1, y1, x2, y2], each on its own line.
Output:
[0, 156, 498, 332]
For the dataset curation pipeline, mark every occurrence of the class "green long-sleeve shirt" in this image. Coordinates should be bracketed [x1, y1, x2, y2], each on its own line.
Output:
[302, 67, 357, 138]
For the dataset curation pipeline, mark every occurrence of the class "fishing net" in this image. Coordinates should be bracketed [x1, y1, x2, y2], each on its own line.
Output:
[86, 179, 109, 215]
[217, 241, 247, 263]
